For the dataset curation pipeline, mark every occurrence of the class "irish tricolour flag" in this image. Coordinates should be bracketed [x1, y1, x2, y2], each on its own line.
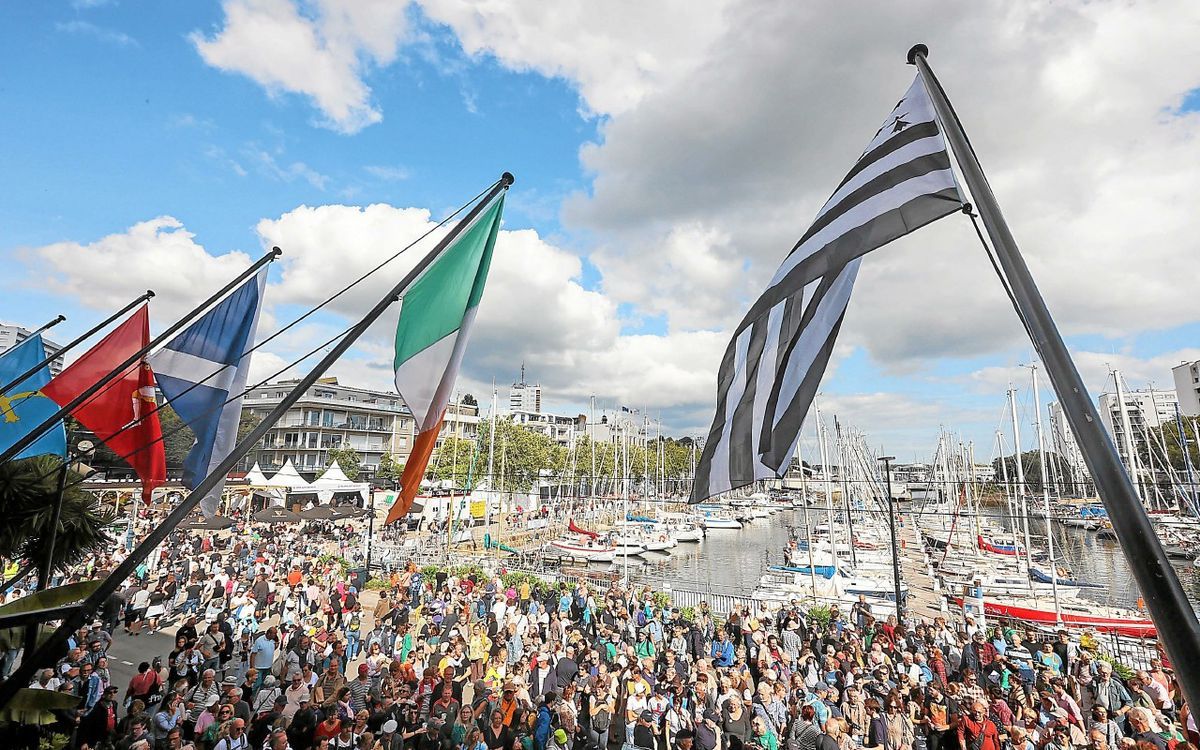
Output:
[385, 194, 505, 524]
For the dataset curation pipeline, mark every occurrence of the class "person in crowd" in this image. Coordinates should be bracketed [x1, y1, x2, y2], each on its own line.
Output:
[13, 514, 1193, 750]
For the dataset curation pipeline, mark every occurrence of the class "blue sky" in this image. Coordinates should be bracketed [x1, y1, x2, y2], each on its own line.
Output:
[2, 1, 1198, 462]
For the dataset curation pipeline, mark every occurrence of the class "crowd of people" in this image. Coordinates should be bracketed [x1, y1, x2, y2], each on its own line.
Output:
[4, 517, 1198, 750]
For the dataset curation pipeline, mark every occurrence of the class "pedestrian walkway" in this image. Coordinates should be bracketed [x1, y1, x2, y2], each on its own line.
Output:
[897, 514, 946, 620]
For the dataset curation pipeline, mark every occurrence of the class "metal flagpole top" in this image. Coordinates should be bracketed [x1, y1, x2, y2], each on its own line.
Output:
[906, 44, 930, 65]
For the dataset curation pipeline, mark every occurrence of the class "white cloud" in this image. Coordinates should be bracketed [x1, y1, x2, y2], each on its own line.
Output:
[191, 0, 410, 134]
[418, 0, 733, 117]
[964, 348, 1200, 403]
[245, 147, 330, 190]
[56, 20, 137, 47]
[401, 0, 1200, 452]
[546, 0, 1200, 372]
[26, 217, 256, 325]
[253, 201, 726, 417]
[364, 164, 411, 182]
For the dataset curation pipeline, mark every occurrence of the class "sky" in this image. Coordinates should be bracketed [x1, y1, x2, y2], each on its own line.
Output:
[2, 0, 1199, 464]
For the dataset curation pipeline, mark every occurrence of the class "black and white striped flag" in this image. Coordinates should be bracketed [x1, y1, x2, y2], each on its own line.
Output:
[691, 75, 963, 502]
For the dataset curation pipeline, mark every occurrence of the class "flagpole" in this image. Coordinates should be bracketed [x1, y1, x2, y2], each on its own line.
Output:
[0, 252, 278, 465]
[0, 314, 67, 394]
[0, 173, 513, 710]
[908, 44, 1200, 710]
[1, 295, 156, 398]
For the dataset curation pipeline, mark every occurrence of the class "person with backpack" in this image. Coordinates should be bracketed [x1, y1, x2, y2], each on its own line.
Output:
[534, 692, 557, 750]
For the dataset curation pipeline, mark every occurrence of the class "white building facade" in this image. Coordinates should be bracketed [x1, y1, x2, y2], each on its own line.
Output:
[240, 377, 415, 475]
[1173, 361, 1200, 417]
[0, 323, 64, 376]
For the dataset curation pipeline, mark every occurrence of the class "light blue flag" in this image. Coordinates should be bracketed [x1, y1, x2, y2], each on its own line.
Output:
[150, 269, 266, 515]
[0, 333, 67, 459]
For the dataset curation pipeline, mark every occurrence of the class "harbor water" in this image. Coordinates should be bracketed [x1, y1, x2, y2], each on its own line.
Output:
[631, 508, 1200, 611]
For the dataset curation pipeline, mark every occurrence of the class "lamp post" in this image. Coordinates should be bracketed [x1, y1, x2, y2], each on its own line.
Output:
[878, 455, 904, 624]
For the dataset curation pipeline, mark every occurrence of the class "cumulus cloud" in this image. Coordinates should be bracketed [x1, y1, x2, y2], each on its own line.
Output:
[191, 0, 410, 133]
[551, 0, 1200, 368]
[418, 0, 732, 117]
[254, 201, 718, 415]
[27, 217, 255, 325]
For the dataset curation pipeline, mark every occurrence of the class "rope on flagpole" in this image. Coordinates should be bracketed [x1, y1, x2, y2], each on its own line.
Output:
[26, 178, 504, 485]
[961, 204, 1037, 346]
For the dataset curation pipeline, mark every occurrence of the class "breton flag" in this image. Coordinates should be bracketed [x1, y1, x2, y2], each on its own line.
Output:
[384, 194, 505, 525]
[0, 334, 67, 460]
[42, 305, 166, 503]
[151, 269, 267, 516]
[691, 75, 963, 502]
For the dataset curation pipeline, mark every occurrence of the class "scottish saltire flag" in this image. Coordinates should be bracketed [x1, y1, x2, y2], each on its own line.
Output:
[0, 334, 67, 459]
[385, 193, 505, 525]
[151, 268, 266, 515]
[691, 75, 963, 502]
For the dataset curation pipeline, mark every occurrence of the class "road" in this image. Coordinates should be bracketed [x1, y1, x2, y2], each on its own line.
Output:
[105, 626, 177, 703]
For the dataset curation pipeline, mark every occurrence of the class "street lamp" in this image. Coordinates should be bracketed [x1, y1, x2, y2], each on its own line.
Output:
[878, 455, 905, 625]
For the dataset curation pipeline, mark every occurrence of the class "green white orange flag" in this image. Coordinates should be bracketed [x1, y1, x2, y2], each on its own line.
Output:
[385, 194, 505, 525]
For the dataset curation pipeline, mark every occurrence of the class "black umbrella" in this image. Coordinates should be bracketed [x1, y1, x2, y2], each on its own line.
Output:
[333, 506, 371, 520]
[299, 505, 339, 520]
[181, 515, 237, 531]
[252, 507, 301, 524]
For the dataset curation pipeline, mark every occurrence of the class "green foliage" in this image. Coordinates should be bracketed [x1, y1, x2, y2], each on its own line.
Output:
[428, 437, 477, 486]
[236, 411, 264, 469]
[157, 403, 198, 468]
[1095, 654, 1135, 681]
[992, 450, 1065, 492]
[806, 605, 833, 631]
[0, 456, 115, 576]
[326, 445, 363, 480]
[39, 733, 72, 750]
[652, 591, 671, 610]
[679, 606, 696, 622]
[364, 578, 390, 591]
[316, 553, 351, 576]
[376, 453, 403, 483]
[569, 435, 696, 493]
[1142, 416, 1199, 475]
[500, 571, 555, 598]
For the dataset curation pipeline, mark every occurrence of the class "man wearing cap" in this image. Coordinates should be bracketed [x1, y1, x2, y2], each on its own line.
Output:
[350, 662, 380, 714]
[80, 684, 121, 748]
[530, 653, 558, 703]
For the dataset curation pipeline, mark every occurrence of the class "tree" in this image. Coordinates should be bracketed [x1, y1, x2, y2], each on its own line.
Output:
[476, 419, 566, 491]
[325, 445, 363, 480]
[376, 453, 404, 484]
[1143, 416, 1200, 473]
[461, 393, 478, 407]
[157, 403, 197, 468]
[992, 450, 1063, 493]
[0, 455, 116, 577]
[67, 404, 196, 473]
[428, 437, 477, 486]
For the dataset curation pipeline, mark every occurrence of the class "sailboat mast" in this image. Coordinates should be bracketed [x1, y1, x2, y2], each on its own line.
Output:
[487, 382, 497, 532]
[1009, 386, 1035, 579]
[1031, 365, 1062, 620]
[1113, 369, 1145, 505]
[797, 435, 817, 597]
[815, 401, 839, 579]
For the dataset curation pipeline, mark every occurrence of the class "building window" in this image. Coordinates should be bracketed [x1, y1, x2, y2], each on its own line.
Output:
[322, 412, 334, 427]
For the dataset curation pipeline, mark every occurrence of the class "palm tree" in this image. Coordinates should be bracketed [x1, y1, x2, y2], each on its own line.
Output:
[0, 455, 115, 579]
